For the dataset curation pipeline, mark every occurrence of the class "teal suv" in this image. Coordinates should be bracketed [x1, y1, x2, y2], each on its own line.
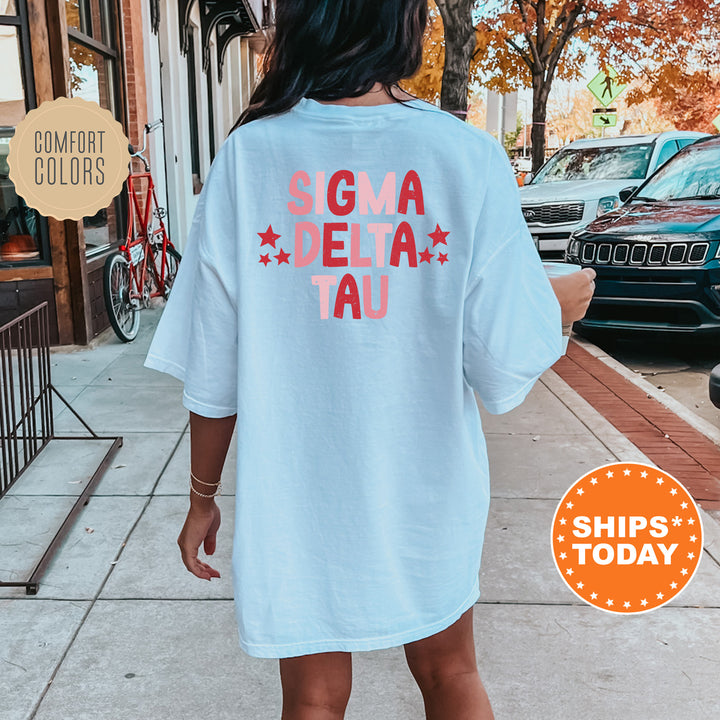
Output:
[565, 136, 720, 341]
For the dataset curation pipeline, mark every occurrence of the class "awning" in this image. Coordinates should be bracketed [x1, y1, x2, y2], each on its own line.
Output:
[149, 0, 268, 80]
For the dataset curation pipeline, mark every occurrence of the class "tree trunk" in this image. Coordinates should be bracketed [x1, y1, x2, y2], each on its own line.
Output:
[531, 75, 551, 172]
[436, 0, 476, 119]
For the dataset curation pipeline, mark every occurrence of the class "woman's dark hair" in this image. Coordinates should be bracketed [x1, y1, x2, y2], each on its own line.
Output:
[229, 0, 428, 133]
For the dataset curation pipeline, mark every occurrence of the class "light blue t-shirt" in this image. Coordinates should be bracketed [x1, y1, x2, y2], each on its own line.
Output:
[144, 96, 563, 659]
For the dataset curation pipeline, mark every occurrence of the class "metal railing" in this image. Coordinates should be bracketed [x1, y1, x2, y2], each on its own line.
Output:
[0, 303, 54, 494]
[0, 302, 122, 594]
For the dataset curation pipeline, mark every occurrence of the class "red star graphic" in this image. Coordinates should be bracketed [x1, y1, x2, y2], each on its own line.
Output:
[258, 224, 281, 248]
[418, 247, 434, 264]
[428, 224, 450, 247]
[274, 248, 291, 265]
[437, 252, 449, 265]
[259, 253, 271, 266]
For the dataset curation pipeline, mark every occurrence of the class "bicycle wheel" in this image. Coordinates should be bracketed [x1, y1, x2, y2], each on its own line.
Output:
[152, 244, 181, 299]
[103, 251, 140, 342]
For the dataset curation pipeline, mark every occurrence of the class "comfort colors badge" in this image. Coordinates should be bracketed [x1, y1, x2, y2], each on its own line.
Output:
[7, 96, 131, 221]
[551, 462, 703, 614]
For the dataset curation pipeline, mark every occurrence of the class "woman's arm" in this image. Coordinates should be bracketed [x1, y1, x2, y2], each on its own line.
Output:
[176, 411, 237, 581]
[549, 268, 596, 324]
[189, 411, 237, 507]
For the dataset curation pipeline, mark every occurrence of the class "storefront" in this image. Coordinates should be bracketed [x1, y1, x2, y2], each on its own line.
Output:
[0, 0, 271, 345]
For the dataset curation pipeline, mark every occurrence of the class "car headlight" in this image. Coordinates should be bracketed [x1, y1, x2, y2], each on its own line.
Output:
[568, 238, 582, 257]
[597, 196, 620, 217]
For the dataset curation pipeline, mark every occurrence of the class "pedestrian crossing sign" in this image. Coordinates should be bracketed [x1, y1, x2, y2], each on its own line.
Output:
[593, 112, 618, 128]
[587, 66, 627, 107]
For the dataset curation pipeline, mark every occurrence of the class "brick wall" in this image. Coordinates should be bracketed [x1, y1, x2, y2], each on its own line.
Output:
[121, 0, 149, 149]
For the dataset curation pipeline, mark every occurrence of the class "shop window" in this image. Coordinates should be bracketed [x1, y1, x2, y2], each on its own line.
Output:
[66, 0, 124, 257]
[0, 0, 48, 266]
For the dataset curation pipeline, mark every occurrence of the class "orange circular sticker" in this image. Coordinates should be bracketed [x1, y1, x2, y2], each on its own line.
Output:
[551, 462, 702, 614]
[7, 96, 130, 221]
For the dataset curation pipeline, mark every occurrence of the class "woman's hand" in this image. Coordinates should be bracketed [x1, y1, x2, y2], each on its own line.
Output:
[549, 268, 597, 324]
[177, 502, 222, 581]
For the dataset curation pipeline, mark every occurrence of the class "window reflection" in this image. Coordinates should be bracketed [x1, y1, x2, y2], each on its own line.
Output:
[65, 0, 91, 35]
[0, 26, 41, 263]
[0, 0, 17, 16]
[68, 38, 121, 254]
[68, 39, 116, 115]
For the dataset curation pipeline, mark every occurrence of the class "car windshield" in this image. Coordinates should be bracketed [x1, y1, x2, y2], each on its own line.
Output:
[532, 143, 654, 183]
[631, 144, 720, 202]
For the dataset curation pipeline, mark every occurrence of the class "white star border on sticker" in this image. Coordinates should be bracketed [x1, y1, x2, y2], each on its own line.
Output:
[550, 461, 705, 615]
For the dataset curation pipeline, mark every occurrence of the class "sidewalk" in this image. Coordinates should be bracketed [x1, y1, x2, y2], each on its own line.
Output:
[2, 308, 720, 719]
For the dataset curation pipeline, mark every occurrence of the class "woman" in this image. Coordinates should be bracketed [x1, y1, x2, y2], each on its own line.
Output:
[145, 1, 596, 718]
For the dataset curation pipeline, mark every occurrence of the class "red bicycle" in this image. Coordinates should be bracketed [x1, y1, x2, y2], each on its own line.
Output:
[103, 119, 181, 342]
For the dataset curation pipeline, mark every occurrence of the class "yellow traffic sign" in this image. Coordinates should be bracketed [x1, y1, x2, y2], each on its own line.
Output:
[588, 66, 627, 107]
[593, 112, 618, 128]
[713, 113, 720, 133]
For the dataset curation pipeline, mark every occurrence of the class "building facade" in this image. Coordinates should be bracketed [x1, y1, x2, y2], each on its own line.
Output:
[0, 0, 271, 344]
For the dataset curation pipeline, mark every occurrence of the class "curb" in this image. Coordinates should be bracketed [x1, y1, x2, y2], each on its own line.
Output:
[571, 335, 720, 449]
[541, 369, 651, 465]
[548, 335, 720, 538]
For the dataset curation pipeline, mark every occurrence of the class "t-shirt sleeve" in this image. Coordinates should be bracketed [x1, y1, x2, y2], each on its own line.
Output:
[462, 139, 564, 415]
[143, 137, 238, 419]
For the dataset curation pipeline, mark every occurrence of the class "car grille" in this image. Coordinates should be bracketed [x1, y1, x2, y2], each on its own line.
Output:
[579, 240, 709, 266]
[522, 202, 584, 225]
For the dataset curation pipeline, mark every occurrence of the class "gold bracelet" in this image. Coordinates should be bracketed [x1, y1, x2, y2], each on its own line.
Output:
[190, 479, 222, 497]
[190, 470, 221, 487]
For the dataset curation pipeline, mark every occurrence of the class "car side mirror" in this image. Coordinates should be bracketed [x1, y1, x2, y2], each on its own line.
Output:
[523, 172, 534, 186]
[619, 186, 637, 203]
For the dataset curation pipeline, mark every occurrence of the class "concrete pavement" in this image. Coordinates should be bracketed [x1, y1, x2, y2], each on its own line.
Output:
[2, 307, 720, 719]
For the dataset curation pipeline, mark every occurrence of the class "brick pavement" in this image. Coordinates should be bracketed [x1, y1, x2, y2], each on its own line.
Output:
[553, 340, 720, 510]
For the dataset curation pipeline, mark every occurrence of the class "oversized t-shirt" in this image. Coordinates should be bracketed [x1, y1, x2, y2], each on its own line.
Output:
[144, 96, 564, 659]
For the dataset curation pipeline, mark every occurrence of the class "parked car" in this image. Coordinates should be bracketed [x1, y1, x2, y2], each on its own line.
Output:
[521, 131, 709, 259]
[512, 156, 533, 173]
[711, 364, 720, 408]
[564, 135, 720, 341]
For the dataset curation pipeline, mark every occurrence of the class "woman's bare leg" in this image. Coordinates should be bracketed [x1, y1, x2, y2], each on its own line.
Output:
[404, 605, 494, 720]
[278, 651, 352, 720]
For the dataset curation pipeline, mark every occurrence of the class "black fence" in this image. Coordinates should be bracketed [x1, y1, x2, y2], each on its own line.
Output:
[0, 303, 122, 594]
[0, 303, 53, 495]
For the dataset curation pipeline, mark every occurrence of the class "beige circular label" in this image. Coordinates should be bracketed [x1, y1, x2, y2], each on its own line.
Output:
[7, 96, 131, 221]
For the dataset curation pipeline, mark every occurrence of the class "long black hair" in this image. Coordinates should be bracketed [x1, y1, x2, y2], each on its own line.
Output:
[229, 0, 428, 132]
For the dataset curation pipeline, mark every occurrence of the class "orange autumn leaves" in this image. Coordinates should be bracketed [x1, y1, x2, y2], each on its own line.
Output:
[402, 0, 720, 134]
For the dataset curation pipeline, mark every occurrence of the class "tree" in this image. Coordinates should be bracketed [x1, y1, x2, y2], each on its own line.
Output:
[637, 71, 720, 134]
[478, 1, 720, 170]
[401, 1, 488, 117]
[404, 1, 720, 160]
[434, 0, 477, 117]
[400, 1, 445, 104]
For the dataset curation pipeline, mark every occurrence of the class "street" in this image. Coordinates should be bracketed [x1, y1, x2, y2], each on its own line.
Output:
[588, 334, 720, 427]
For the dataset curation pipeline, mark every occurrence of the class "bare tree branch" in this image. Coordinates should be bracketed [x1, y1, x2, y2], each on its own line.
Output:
[514, 0, 543, 68]
[546, 2, 584, 81]
[505, 37, 534, 69]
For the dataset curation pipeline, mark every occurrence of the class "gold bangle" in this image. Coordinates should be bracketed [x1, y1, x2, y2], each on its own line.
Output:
[190, 470, 221, 487]
[190, 479, 222, 498]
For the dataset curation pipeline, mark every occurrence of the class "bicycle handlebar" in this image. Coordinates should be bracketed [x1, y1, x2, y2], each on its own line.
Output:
[145, 119, 163, 134]
[128, 119, 163, 169]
